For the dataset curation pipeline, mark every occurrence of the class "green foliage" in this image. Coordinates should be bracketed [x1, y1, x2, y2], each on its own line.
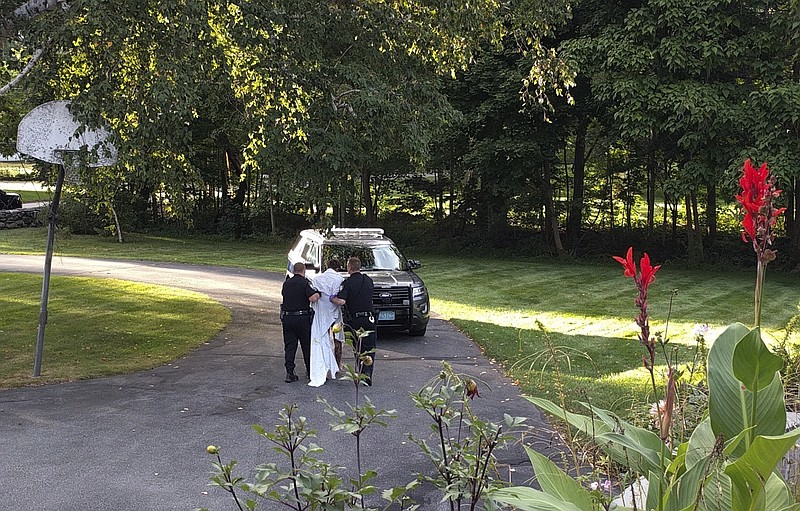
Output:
[493, 319, 800, 511]
[204, 360, 528, 510]
[206, 405, 364, 510]
[409, 362, 527, 510]
[56, 194, 107, 235]
[709, 323, 786, 443]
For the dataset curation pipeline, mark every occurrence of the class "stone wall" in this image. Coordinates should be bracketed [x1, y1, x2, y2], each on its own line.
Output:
[0, 208, 44, 229]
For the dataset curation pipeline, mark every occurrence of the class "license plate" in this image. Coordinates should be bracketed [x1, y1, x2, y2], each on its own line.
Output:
[378, 310, 395, 321]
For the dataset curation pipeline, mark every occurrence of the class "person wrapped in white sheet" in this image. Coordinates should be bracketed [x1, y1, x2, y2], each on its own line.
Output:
[308, 259, 345, 387]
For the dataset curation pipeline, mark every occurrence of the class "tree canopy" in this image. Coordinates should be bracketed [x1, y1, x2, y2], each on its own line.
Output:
[4, 0, 800, 266]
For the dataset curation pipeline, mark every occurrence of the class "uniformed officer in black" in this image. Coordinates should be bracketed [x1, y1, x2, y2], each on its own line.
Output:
[330, 257, 376, 386]
[281, 262, 321, 383]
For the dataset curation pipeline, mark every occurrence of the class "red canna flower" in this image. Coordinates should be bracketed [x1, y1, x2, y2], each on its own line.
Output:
[735, 160, 786, 261]
[614, 247, 661, 368]
[639, 252, 659, 288]
[735, 159, 786, 326]
[735, 159, 769, 214]
[613, 247, 636, 278]
[613, 247, 661, 292]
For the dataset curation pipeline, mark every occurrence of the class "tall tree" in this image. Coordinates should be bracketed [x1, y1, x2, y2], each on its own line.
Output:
[1, 0, 513, 224]
[561, 0, 800, 261]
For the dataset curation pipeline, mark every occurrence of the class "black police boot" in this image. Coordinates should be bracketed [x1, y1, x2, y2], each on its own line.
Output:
[285, 371, 299, 383]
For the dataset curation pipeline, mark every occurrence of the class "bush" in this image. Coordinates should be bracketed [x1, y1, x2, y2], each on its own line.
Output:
[57, 195, 106, 235]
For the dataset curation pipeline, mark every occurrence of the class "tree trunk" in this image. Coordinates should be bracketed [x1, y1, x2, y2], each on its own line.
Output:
[686, 193, 704, 264]
[789, 179, 800, 269]
[647, 152, 656, 233]
[706, 183, 717, 242]
[692, 192, 703, 252]
[1, 0, 63, 40]
[361, 167, 374, 226]
[671, 199, 677, 240]
[786, 178, 795, 241]
[662, 193, 668, 245]
[566, 117, 588, 247]
[541, 161, 567, 257]
[268, 171, 276, 235]
[110, 202, 123, 243]
[625, 199, 632, 231]
[607, 152, 615, 233]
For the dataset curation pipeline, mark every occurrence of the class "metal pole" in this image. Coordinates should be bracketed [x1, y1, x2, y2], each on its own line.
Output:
[33, 164, 65, 377]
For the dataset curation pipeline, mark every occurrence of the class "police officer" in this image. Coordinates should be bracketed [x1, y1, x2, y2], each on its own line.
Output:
[281, 262, 321, 383]
[330, 257, 376, 386]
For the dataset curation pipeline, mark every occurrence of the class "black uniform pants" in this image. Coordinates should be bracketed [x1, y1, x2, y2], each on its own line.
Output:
[351, 314, 377, 383]
[282, 315, 311, 375]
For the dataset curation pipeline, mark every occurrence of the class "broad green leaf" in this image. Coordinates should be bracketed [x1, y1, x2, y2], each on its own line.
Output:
[526, 397, 641, 471]
[491, 486, 587, 511]
[666, 446, 686, 478]
[580, 402, 670, 464]
[597, 432, 662, 475]
[732, 327, 783, 392]
[707, 323, 786, 440]
[664, 453, 711, 511]
[526, 397, 611, 436]
[724, 429, 800, 511]
[523, 446, 593, 511]
[686, 418, 715, 470]
[764, 472, 795, 511]
[646, 469, 663, 511]
[696, 470, 733, 511]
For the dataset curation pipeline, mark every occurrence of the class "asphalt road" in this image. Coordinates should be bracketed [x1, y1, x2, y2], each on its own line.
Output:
[0, 255, 559, 510]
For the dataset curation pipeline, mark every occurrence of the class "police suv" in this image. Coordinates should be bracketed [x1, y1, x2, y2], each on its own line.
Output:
[286, 228, 430, 336]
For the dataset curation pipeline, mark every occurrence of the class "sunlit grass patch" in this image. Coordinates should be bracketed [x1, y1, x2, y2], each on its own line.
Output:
[0, 273, 229, 388]
[430, 255, 799, 420]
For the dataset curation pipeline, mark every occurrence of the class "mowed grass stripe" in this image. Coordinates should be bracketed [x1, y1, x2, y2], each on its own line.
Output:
[0, 272, 230, 388]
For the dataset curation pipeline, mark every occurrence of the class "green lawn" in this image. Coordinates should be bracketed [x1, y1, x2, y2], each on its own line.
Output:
[1, 227, 798, 421]
[0, 227, 290, 270]
[11, 189, 53, 203]
[0, 272, 229, 388]
[421, 256, 800, 416]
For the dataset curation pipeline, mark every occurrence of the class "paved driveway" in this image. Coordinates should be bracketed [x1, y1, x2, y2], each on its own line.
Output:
[0, 255, 557, 510]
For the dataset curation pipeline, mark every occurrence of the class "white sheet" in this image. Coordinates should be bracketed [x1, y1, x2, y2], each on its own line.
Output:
[308, 269, 344, 387]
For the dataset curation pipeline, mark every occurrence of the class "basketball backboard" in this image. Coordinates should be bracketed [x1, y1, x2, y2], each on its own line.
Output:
[16, 100, 117, 166]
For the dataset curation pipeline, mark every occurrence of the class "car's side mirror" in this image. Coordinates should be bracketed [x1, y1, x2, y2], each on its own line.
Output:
[305, 262, 319, 272]
[407, 259, 421, 270]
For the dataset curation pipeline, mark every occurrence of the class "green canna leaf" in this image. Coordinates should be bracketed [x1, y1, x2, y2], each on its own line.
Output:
[732, 327, 783, 393]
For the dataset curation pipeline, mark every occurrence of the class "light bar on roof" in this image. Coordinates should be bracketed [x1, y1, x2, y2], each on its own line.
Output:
[330, 227, 385, 238]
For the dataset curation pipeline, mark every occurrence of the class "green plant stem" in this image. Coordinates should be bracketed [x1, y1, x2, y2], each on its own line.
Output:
[740, 389, 751, 448]
[216, 453, 246, 511]
[472, 429, 500, 510]
[436, 413, 456, 511]
[356, 430, 365, 510]
[754, 259, 764, 328]
[287, 412, 302, 511]
[645, 360, 667, 511]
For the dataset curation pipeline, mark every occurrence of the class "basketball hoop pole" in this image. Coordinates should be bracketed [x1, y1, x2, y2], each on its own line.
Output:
[33, 163, 65, 377]
[17, 100, 118, 376]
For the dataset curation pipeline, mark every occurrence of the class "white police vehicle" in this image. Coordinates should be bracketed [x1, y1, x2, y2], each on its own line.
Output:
[287, 228, 430, 336]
